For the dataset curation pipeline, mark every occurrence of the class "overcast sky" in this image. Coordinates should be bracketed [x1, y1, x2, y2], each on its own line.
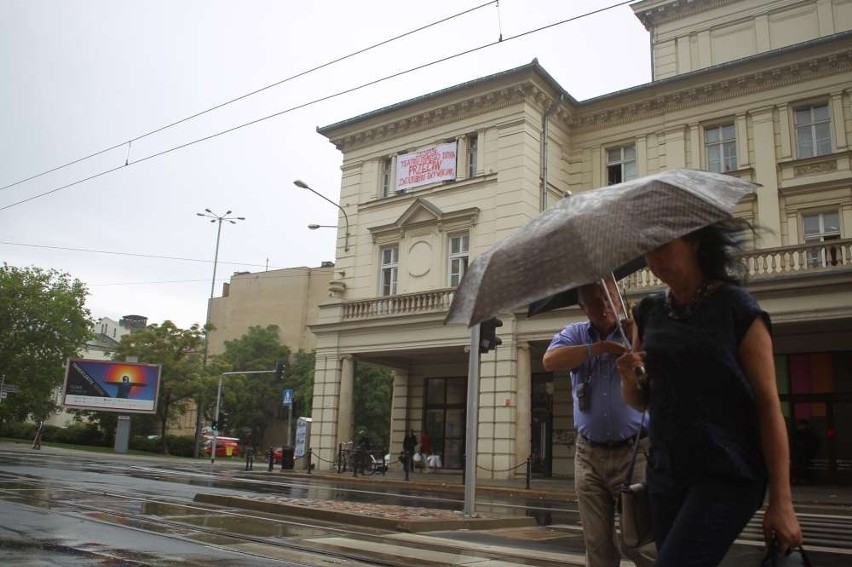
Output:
[0, 0, 650, 330]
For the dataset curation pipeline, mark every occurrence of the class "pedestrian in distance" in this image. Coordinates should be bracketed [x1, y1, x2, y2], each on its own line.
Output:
[403, 429, 418, 474]
[617, 220, 802, 566]
[420, 430, 439, 473]
[543, 278, 655, 567]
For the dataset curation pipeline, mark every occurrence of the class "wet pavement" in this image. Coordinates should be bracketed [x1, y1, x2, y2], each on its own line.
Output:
[3, 441, 852, 566]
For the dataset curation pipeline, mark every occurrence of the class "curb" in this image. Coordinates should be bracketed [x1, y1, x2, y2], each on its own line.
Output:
[193, 493, 537, 533]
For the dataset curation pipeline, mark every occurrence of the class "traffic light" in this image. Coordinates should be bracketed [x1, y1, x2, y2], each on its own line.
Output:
[479, 317, 503, 353]
[218, 413, 227, 431]
[211, 420, 218, 431]
[274, 361, 285, 380]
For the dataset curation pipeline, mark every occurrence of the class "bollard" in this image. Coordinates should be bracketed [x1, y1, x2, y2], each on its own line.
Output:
[353, 449, 359, 477]
[267, 446, 274, 472]
[307, 450, 312, 474]
[280, 445, 286, 471]
[526, 455, 531, 489]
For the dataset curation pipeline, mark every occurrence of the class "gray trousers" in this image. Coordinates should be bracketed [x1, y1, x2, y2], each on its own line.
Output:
[575, 435, 656, 567]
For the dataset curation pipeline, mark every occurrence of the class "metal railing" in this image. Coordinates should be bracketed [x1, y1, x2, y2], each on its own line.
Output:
[340, 240, 851, 320]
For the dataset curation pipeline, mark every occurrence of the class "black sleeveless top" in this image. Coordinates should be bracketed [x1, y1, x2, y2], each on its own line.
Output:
[634, 284, 769, 482]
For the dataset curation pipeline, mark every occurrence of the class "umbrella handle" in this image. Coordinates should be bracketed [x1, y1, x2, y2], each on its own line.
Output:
[634, 365, 648, 386]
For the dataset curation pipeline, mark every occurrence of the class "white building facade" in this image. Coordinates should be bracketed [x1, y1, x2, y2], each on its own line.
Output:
[306, 0, 852, 482]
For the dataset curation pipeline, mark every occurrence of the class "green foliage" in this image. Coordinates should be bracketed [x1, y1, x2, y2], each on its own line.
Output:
[288, 350, 315, 419]
[114, 321, 205, 454]
[353, 364, 393, 450]
[50, 423, 107, 446]
[0, 264, 92, 423]
[208, 325, 291, 445]
[129, 434, 195, 457]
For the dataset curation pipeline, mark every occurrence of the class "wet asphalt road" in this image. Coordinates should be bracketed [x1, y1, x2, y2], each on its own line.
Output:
[2, 443, 852, 566]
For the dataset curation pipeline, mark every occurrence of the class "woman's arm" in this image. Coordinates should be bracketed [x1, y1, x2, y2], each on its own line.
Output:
[740, 317, 802, 552]
[616, 317, 647, 411]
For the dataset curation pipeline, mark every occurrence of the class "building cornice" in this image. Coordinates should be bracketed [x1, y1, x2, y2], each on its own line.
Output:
[632, 0, 742, 31]
[569, 43, 852, 131]
[326, 81, 571, 153]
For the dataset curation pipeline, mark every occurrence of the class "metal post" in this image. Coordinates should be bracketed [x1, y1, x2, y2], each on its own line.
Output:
[526, 455, 531, 490]
[210, 374, 223, 464]
[307, 450, 312, 474]
[463, 324, 481, 516]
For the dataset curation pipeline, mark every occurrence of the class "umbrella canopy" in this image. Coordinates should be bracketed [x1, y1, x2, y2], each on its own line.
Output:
[526, 256, 646, 317]
[445, 169, 758, 327]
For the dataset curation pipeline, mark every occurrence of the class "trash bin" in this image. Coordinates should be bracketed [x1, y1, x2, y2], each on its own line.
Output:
[281, 446, 295, 470]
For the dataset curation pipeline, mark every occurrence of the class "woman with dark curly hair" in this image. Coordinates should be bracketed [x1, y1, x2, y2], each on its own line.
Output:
[616, 220, 802, 567]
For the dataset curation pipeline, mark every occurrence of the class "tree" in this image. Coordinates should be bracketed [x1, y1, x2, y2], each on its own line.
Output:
[353, 364, 393, 451]
[0, 264, 92, 424]
[114, 321, 204, 453]
[210, 325, 291, 445]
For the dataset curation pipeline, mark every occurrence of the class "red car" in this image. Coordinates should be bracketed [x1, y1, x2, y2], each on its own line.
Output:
[202, 436, 240, 457]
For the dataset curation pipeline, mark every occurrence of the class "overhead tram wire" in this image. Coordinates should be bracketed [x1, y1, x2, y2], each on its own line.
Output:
[0, 0, 636, 213]
[0, 1, 498, 195]
[0, 240, 270, 268]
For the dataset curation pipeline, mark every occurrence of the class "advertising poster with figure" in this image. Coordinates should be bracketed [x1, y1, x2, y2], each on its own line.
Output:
[61, 359, 161, 413]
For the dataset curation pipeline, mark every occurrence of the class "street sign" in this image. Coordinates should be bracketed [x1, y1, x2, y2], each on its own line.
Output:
[2, 385, 17, 393]
[282, 388, 293, 407]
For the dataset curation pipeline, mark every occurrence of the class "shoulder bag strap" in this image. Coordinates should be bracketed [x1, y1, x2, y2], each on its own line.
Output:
[623, 411, 646, 488]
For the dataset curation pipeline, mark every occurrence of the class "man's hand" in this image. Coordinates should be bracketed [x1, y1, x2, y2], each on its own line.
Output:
[596, 341, 628, 356]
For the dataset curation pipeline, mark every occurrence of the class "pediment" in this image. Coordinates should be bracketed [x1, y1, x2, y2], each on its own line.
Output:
[370, 198, 480, 243]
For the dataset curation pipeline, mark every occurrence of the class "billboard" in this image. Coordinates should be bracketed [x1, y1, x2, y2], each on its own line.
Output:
[62, 359, 161, 414]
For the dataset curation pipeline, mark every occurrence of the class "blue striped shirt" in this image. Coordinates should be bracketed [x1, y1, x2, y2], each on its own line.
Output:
[547, 321, 646, 443]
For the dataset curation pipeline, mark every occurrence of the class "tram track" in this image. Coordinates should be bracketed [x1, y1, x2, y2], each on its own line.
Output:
[0, 474, 573, 566]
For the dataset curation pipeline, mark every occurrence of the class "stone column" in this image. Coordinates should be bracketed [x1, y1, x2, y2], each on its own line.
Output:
[515, 342, 532, 471]
[337, 355, 355, 446]
[389, 369, 410, 454]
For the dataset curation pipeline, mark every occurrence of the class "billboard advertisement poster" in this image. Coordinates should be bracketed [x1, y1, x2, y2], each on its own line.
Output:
[62, 359, 161, 414]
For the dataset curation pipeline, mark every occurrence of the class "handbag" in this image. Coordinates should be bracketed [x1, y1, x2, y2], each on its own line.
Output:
[620, 413, 654, 548]
[760, 541, 812, 567]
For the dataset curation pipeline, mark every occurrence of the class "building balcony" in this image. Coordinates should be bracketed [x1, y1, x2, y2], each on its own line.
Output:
[341, 239, 852, 321]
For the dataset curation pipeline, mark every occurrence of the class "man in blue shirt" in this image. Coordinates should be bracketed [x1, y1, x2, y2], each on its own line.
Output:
[543, 279, 654, 567]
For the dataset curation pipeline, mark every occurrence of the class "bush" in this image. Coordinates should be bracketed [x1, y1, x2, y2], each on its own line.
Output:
[0, 421, 36, 440]
[52, 423, 107, 446]
[166, 435, 196, 457]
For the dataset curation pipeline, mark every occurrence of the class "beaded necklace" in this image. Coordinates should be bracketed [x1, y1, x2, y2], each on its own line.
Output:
[665, 280, 712, 320]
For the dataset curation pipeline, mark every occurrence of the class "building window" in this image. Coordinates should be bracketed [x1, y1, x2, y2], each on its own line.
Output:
[606, 145, 636, 185]
[467, 134, 478, 178]
[795, 104, 831, 159]
[379, 245, 398, 296]
[803, 211, 841, 268]
[705, 123, 737, 173]
[381, 157, 393, 197]
[448, 233, 469, 287]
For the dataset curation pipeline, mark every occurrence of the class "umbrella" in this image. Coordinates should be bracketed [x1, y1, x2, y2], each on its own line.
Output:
[445, 169, 758, 327]
[526, 256, 646, 317]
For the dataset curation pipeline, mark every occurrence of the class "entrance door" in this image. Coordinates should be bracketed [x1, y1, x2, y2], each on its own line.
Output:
[788, 398, 852, 484]
[531, 374, 553, 476]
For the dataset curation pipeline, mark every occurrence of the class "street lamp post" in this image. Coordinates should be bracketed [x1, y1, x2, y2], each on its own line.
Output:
[195, 208, 244, 459]
[293, 180, 350, 251]
[197, 209, 246, 345]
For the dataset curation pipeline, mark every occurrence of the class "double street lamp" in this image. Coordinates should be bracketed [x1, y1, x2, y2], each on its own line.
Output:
[196, 208, 246, 316]
[293, 180, 350, 251]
